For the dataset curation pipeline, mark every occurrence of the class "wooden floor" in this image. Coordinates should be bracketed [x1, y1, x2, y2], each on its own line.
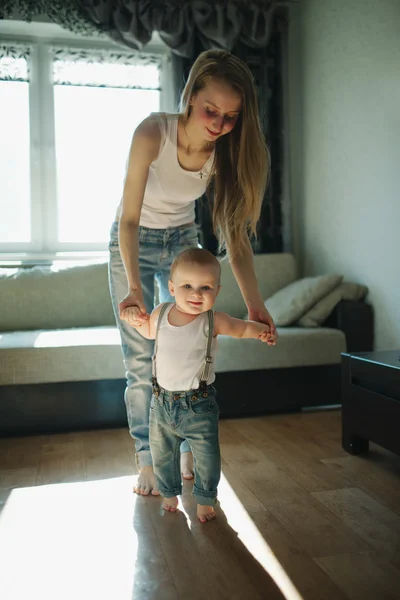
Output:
[0, 409, 399, 600]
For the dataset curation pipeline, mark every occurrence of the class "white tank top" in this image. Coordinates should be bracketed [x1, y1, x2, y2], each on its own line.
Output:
[155, 304, 217, 391]
[116, 113, 215, 228]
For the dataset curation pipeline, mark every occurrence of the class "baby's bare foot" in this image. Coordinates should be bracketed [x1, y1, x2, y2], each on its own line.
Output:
[134, 466, 160, 496]
[180, 451, 194, 480]
[163, 496, 179, 512]
[197, 504, 216, 523]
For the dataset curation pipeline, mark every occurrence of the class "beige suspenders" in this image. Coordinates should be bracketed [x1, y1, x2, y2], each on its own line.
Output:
[151, 302, 214, 394]
[198, 309, 214, 390]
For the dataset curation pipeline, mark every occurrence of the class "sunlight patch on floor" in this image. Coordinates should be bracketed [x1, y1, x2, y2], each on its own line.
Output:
[0, 471, 304, 600]
[0, 476, 138, 600]
[218, 471, 304, 600]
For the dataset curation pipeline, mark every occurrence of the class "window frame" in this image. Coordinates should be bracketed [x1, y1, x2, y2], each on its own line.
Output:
[0, 22, 170, 263]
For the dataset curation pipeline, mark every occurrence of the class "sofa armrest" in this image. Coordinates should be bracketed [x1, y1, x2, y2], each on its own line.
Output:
[322, 300, 374, 353]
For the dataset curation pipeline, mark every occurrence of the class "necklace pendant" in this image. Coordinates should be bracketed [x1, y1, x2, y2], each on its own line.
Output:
[199, 171, 203, 179]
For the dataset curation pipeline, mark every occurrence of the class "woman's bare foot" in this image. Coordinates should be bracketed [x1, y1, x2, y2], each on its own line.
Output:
[180, 451, 194, 480]
[163, 496, 179, 512]
[197, 504, 216, 523]
[133, 466, 160, 496]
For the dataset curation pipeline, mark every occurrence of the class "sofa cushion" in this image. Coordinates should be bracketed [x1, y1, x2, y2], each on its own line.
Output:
[0, 262, 115, 332]
[263, 274, 343, 326]
[215, 327, 346, 373]
[0, 324, 346, 386]
[298, 282, 368, 327]
[215, 253, 297, 318]
[0, 327, 126, 385]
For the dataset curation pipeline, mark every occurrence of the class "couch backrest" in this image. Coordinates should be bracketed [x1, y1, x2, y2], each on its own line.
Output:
[0, 253, 296, 331]
[0, 262, 115, 332]
[214, 253, 296, 317]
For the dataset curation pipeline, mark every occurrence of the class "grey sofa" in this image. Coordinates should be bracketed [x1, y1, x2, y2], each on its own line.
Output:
[0, 253, 373, 435]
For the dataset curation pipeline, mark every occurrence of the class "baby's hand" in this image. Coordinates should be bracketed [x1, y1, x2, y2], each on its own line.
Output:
[258, 326, 277, 346]
[120, 306, 149, 328]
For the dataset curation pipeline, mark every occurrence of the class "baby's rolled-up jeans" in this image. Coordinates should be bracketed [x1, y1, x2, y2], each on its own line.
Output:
[149, 384, 220, 506]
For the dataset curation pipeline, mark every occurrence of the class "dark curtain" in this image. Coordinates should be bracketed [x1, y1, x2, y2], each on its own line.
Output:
[1, 1, 288, 53]
[1, 0, 292, 254]
[175, 14, 288, 256]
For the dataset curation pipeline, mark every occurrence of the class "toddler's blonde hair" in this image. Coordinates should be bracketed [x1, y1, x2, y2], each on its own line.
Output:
[170, 248, 221, 282]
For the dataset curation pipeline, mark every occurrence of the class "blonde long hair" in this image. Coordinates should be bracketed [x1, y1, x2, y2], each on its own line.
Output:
[180, 49, 270, 258]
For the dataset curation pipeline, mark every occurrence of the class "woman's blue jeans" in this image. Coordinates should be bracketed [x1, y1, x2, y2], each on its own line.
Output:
[108, 220, 199, 469]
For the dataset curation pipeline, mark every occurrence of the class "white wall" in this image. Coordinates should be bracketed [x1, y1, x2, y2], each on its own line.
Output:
[289, 0, 400, 350]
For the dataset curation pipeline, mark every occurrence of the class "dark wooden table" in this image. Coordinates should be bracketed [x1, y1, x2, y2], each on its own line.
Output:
[341, 350, 400, 456]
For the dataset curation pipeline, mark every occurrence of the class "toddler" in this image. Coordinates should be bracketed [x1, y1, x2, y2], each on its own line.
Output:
[121, 248, 277, 523]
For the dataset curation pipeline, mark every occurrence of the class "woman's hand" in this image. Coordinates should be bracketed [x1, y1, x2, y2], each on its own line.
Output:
[119, 290, 149, 327]
[247, 305, 278, 344]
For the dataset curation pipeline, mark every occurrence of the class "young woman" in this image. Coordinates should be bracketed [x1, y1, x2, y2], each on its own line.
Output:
[108, 49, 276, 496]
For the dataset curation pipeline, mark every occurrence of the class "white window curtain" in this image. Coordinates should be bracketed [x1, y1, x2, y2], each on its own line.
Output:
[50, 46, 162, 90]
[0, 43, 31, 82]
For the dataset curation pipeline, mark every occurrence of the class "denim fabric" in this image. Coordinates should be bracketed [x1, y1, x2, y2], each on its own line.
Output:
[108, 220, 199, 468]
[149, 385, 220, 506]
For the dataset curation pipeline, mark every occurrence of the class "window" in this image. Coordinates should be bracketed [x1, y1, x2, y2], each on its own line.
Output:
[0, 42, 164, 258]
[0, 46, 31, 245]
